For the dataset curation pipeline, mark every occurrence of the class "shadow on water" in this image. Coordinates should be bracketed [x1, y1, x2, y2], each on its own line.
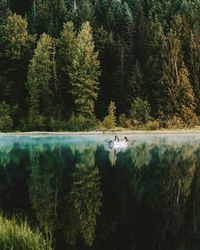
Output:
[1, 135, 200, 249]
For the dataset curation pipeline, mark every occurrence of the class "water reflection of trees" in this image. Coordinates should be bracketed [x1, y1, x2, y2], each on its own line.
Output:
[27, 143, 102, 248]
[28, 145, 62, 234]
[126, 141, 198, 250]
[0, 144, 29, 213]
[2, 139, 200, 249]
[66, 146, 102, 247]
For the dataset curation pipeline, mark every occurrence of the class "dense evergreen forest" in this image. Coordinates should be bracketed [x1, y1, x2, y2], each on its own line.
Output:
[1, 0, 200, 131]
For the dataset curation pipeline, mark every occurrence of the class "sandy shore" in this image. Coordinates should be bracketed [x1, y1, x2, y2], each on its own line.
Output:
[1, 129, 200, 136]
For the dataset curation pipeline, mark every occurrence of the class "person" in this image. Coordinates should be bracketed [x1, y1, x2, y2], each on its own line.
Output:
[124, 136, 128, 142]
[114, 135, 119, 141]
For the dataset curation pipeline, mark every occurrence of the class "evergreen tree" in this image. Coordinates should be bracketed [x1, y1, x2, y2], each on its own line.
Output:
[102, 101, 117, 129]
[143, 19, 166, 114]
[190, 34, 200, 115]
[27, 33, 55, 128]
[75, 0, 95, 26]
[69, 21, 100, 118]
[0, 0, 8, 22]
[159, 30, 197, 124]
[127, 61, 144, 108]
[0, 14, 35, 112]
[30, 0, 67, 35]
[57, 22, 76, 115]
[129, 97, 151, 123]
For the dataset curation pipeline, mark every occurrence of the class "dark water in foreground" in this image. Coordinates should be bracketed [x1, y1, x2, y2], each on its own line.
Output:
[1, 134, 200, 250]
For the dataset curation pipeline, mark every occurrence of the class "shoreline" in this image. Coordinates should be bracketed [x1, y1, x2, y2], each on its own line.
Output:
[2, 129, 200, 136]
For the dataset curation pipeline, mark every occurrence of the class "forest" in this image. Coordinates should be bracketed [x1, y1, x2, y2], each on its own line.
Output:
[1, 0, 200, 131]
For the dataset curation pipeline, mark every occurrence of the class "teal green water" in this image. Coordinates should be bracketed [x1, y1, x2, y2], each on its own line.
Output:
[1, 134, 200, 250]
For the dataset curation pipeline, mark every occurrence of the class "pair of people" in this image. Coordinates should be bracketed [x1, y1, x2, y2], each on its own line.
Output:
[114, 136, 128, 142]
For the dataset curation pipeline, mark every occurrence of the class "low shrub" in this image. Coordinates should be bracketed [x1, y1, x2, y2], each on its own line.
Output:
[165, 116, 185, 129]
[49, 116, 66, 131]
[28, 115, 48, 131]
[100, 101, 117, 130]
[0, 102, 13, 132]
[66, 114, 97, 131]
[118, 114, 141, 129]
[129, 98, 151, 123]
[118, 114, 128, 128]
[0, 115, 13, 132]
[145, 120, 160, 130]
[0, 214, 52, 250]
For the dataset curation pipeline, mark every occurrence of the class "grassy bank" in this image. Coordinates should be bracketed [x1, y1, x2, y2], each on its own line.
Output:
[0, 215, 52, 250]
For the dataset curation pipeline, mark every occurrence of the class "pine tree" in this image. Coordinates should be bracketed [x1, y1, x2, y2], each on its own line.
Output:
[143, 19, 166, 115]
[102, 101, 117, 129]
[32, 0, 67, 35]
[57, 22, 76, 115]
[69, 21, 100, 118]
[75, 0, 95, 26]
[27, 33, 55, 128]
[159, 30, 197, 124]
[0, 14, 35, 109]
[127, 61, 144, 108]
[188, 33, 200, 115]
[0, 0, 8, 22]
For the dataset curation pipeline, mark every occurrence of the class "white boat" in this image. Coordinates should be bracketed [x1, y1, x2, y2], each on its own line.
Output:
[113, 140, 128, 149]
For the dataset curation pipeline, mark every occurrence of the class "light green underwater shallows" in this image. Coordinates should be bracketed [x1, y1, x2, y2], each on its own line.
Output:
[0, 215, 52, 250]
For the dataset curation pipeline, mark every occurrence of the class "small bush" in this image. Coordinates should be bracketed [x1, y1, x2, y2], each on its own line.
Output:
[166, 116, 185, 129]
[145, 120, 160, 130]
[28, 115, 48, 131]
[101, 101, 117, 130]
[129, 98, 151, 123]
[181, 105, 198, 127]
[118, 114, 128, 128]
[118, 114, 140, 129]
[0, 102, 13, 132]
[49, 116, 66, 131]
[0, 214, 52, 250]
[66, 114, 97, 131]
[19, 118, 29, 131]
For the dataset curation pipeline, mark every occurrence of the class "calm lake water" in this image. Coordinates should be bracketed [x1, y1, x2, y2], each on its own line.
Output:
[1, 134, 200, 250]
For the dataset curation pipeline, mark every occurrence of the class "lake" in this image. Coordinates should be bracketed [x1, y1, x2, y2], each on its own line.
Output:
[0, 134, 200, 250]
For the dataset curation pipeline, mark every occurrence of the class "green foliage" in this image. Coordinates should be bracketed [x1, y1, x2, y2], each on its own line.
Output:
[31, 0, 67, 35]
[1, 1, 200, 131]
[159, 30, 197, 123]
[0, 13, 35, 107]
[75, 0, 95, 25]
[49, 116, 66, 131]
[118, 113, 128, 128]
[0, 102, 13, 132]
[0, 0, 8, 22]
[0, 14, 35, 60]
[66, 113, 97, 131]
[27, 33, 55, 129]
[145, 120, 160, 130]
[0, 214, 52, 250]
[165, 116, 186, 129]
[101, 101, 117, 129]
[69, 21, 100, 118]
[127, 61, 144, 106]
[57, 22, 76, 113]
[129, 98, 151, 124]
